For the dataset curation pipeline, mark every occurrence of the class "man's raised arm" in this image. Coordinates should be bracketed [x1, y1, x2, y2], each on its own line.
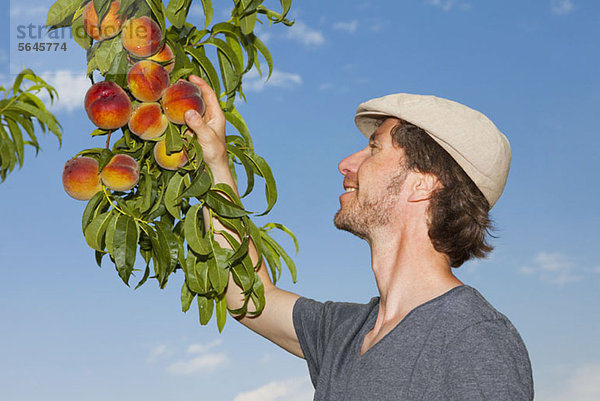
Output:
[183, 75, 303, 358]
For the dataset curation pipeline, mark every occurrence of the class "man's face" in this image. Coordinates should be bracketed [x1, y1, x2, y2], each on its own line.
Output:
[334, 118, 409, 239]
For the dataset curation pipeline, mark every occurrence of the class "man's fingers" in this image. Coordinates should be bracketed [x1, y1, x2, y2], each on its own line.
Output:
[188, 75, 222, 122]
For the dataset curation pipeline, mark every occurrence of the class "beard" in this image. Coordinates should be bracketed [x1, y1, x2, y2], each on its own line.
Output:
[333, 170, 407, 240]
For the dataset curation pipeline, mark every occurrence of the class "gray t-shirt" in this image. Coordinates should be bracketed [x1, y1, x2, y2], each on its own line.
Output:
[293, 285, 533, 401]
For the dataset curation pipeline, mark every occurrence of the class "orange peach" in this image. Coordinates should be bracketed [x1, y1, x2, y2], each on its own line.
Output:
[121, 16, 162, 57]
[153, 139, 188, 170]
[127, 60, 169, 102]
[82, 1, 123, 41]
[128, 102, 168, 140]
[161, 81, 205, 125]
[84, 81, 132, 130]
[100, 154, 139, 191]
[62, 156, 102, 201]
[148, 44, 175, 73]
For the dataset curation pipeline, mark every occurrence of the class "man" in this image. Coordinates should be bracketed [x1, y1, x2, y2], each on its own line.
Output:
[184, 76, 534, 400]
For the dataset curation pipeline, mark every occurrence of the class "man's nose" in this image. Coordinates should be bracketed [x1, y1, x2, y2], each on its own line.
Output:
[338, 149, 365, 176]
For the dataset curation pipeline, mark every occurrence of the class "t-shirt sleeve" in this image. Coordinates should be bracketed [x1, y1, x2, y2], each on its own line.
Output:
[292, 297, 362, 387]
[440, 319, 534, 401]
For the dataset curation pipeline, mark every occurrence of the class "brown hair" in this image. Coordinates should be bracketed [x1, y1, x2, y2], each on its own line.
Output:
[391, 120, 495, 267]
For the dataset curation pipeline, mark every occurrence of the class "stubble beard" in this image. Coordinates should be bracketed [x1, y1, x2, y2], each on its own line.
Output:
[333, 170, 407, 240]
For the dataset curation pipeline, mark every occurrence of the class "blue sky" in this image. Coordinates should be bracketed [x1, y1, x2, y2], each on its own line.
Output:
[1, 0, 599, 400]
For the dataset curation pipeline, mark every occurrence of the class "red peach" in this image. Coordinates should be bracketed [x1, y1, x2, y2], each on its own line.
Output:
[128, 103, 168, 140]
[153, 139, 188, 170]
[148, 44, 175, 73]
[161, 81, 205, 125]
[62, 156, 102, 201]
[82, 1, 123, 41]
[127, 60, 170, 102]
[84, 81, 132, 130]
[121, 16, 163, 57]
[100, 154, 139, 191]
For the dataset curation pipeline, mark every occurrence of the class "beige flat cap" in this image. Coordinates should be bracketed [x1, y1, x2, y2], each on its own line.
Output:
[354, 93, 511, 209]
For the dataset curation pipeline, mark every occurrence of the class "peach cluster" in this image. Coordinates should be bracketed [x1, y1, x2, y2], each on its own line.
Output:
[62, 154, 140, 201]
[66, 8, 207, 200]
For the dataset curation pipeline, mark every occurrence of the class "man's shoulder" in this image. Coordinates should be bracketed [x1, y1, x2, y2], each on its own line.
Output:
[432, 285, 524, 344]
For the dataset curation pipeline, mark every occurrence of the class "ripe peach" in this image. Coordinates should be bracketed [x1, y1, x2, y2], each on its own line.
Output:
[127, 60, 169, 102]
[128, 103, 168, 140]
[121, 16, 162, 57]
[153, 139, 188, 170]
[100, 154, 139, 191]
[161, 81, 205, 125]
[62, 156, 102, 201]
[149, 44, 175, 73]
[82, 1, 123, 41]
[84, 81, 132, 130]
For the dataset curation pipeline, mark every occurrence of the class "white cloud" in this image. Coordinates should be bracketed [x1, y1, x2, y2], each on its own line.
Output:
[520, 252, 581, 285]
[540, 364, 600, 401]
[148, 344, 169, 360]
[168, 353, 228, 375]
[9, 5, 47, 18]
[233, 377, 314, 401]
[244, 68, 302, 92]
[187, 339, 223, 354]
[39, 70, 89, 112]
[551, 0, 575, 15]
[333, 20, 359, 34]
[285, 21, 325, 46]
[425, 0, 471, 12]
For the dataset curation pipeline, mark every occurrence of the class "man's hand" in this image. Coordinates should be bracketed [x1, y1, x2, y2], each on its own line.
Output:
[183, 75, 228, 174]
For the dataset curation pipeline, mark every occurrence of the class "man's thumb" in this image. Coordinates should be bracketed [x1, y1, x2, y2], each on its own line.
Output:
[184, 109, 203, 130]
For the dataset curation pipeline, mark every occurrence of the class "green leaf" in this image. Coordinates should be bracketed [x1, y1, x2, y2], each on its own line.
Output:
[72, 14, 92, 50]
[84, 210, 114, 252]
[249, 33, 273, 79]
[165, 122, 184, 153]
[205, 190, 249, 218]
[261, 229, 297, 282]
[209, 244, 231, 294]
[246, 152, 277, 215]
[166, 0, 191, 29]
[186, 47, 221, 99]
[224, 108, 253, 149]
[239, 11, 257, 35]
[216, 295, 227, 332]
[184, 204, 211, 255]
[201, 0, 213, 29]
[135, 167, 154, 213]
[82, 191, 108, 232]
[6, 119, 24, 168]
[135, 263, 151, 289]
[94, 36, 124, 74]
[144, 0, 167, 34]
[181, 281, 196, 312]
[165, 172, 186, 219]
[226, 145, 254, 197]
[262, 222, 299, 253]
[180, 168, 211, 198]
[9, 101, 62, 139]
[152, 221, 179, 287]
[46, 0, 81, 27]
[205, 38, 242, 75]
[113, 214, 139, 285]
[197, 295, 214, 325]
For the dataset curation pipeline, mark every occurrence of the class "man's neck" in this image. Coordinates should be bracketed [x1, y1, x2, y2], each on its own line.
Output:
[366, 224, 463, 336]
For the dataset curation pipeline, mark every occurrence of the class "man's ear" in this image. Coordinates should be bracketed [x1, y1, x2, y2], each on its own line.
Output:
[407, 172, 442, 203]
